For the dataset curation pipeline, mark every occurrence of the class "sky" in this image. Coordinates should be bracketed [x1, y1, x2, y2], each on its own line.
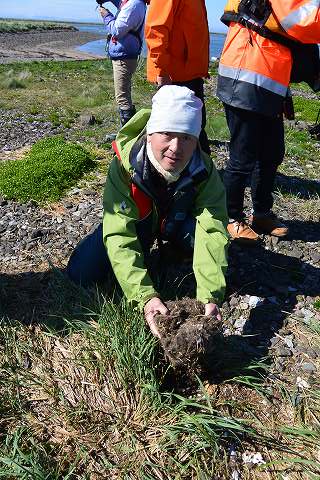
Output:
[0, 0, 228, 32]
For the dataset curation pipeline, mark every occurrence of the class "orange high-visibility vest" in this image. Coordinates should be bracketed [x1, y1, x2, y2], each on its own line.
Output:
[217, 0, 320, 116]
[272, 0, 320, 43]
[145, 0, 210, 83]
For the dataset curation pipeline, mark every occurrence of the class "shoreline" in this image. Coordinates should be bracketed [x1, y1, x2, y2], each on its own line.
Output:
[0, 29, 106, 63]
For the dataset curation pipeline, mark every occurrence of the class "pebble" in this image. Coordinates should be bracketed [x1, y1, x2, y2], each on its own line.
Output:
[290, 247, 303, 259]
[276, 347, 292, 357]
[229, 297, 238, 308]
[283, 336, 294, 350]
[300, 362, 316, 373]
[31, 229, 43, 239]
[79, 114, 96, 126]
[301, 308, 314, 324]
[310, 251, 320, 263]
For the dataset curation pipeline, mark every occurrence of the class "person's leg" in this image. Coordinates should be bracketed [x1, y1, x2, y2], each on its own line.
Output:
[67, 217, 155, 287]
[223, 105, 264, 243]
[251, 116, 285, 216]
[174, 78, 210, 155]
[112, 58, 138, 125]
[224, 104, 264, 220]
[250, 116, 288, 236]
[66, 224, 112, 287]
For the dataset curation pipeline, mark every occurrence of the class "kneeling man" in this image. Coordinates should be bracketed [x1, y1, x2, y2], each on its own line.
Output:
[67, 86, 229, 337]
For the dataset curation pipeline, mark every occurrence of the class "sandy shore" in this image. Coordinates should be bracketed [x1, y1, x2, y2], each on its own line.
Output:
[0, 29, 106, 63]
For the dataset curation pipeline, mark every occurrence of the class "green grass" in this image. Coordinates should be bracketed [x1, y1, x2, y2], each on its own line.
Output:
[293, 96, 320, 122]
[0, 60, 152, 142]
[0, 19, 75, 33]
[0, 59, 318, 152]
[284, 127, 319, 164]
[0, 136, 96, 203]
[1, 282, 320, 479]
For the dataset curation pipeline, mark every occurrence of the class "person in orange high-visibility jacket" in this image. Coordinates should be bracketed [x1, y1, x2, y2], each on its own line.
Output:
[217, 0, 320, 244]
[145, 0, 211, 154]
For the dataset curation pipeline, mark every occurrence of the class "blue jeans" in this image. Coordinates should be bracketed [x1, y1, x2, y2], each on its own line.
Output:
[66, 216, 196, 287]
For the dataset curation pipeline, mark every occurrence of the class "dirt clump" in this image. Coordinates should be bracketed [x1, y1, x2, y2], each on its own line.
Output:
[155, 298, 222, 375]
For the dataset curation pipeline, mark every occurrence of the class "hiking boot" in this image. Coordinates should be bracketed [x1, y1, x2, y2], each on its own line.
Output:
[250, 214, 289, 237]
[119, 105, 136, 127]
[227, 220, 260, 244]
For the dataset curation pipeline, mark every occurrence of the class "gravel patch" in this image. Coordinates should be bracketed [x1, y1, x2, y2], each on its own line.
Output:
[0, 186, 104, 274]
[0, 109, 66, 153]
[0, 30, 106, 63]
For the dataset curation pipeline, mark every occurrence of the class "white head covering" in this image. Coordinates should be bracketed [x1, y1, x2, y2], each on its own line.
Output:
[146, 85, 203, 139]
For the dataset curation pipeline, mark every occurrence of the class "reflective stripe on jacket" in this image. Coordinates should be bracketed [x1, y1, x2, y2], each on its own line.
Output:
[217, 22, 292, 116]
[145, 0, 210, 82]
[273, 0, 320, 43]
[217, 0, 319, 116]
[102, 110, 228, 309]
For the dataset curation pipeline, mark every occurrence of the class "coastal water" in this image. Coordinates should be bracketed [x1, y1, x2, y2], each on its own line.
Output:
[73, 23, 226, 60]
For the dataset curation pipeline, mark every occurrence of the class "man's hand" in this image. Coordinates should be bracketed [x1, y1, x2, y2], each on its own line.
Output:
[156, 75, 172, 88]
[204, 303, 222, 321]
[99, 6, 110, 17]
[144, 297, 168, 338]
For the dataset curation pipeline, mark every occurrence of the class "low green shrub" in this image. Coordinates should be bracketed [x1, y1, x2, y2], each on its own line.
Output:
[0, 136, 96, 203]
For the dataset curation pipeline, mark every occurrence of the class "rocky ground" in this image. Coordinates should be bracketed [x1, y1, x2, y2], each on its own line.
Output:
[0, 109, 66, 153]
[0, 30, 105, 63]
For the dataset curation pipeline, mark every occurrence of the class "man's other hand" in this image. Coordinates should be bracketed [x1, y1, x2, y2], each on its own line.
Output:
[156, 76, 172, 88]
[99, 7, 110, 17]
[144, 297, 168, 338]
[204, 303, 222, 321]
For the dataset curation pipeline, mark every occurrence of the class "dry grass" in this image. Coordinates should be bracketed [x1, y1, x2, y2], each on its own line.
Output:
[1, 288, 320, 479]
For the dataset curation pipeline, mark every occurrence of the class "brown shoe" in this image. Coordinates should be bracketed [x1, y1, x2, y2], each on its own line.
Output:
[227, 220, 260, 244]
[250, 214, 289, 237]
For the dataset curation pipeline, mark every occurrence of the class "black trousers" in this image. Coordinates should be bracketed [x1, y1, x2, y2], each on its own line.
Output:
[223, 104, 285, 220]
[174, 78, 210, 155]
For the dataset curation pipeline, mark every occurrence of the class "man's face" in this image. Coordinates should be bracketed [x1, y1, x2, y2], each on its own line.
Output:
[147, 132, 197, 173]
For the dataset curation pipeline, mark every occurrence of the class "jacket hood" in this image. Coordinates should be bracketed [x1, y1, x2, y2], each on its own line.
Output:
[113, 109, 151, 172]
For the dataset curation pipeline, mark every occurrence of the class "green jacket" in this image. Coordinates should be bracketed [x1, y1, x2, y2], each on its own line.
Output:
[103, 109, 228, 309]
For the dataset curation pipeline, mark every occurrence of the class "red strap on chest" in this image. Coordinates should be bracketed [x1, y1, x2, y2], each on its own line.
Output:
[130, 184, 152, 220]
[112, 141, 152, 220]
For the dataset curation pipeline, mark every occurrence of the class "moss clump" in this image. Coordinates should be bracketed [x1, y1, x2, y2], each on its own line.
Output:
[0, 136, 96, 203]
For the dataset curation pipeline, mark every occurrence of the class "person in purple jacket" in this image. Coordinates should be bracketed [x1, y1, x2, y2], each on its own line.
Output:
[100, 0, 147, 128]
